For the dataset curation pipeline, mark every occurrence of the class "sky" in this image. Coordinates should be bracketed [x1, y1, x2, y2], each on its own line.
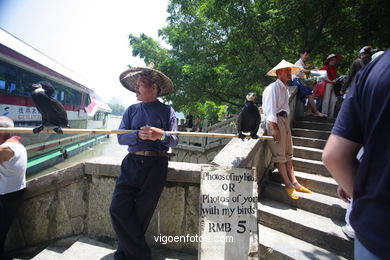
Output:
[0, 0, 170, 106]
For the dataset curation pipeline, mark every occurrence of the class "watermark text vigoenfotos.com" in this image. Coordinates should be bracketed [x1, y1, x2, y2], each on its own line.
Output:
[154, 234, 234, 245]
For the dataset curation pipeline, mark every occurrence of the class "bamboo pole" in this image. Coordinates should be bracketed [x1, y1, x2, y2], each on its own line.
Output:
[0, 127, 273, 140]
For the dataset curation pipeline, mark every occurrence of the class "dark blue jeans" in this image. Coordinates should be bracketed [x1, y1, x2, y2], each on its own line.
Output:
[355, 237, 383, 260]
[109, 153, 168, 260]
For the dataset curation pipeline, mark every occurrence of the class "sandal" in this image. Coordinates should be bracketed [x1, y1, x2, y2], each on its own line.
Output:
[296, 186, 313, 193]
[285, 188, 299, 200]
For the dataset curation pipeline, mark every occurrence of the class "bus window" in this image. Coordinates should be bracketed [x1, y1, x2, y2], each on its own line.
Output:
[63, 88, 81, 106]
[60, 90, 64, 101]
[21, 66, 42, 97]
[0, 60, 17, 94]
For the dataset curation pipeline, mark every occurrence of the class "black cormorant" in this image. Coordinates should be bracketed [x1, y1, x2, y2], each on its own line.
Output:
[237, 92, 261, 141]
[31, 81, 69, 134]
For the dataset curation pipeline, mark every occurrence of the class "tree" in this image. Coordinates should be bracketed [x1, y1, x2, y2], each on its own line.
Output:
[108, 103, 125, 116]
[126, 0, 390, 121]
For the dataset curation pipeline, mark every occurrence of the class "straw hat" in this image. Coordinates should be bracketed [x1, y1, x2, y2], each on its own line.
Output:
[324, 53, 343, 64]
[266, 60, 300, 77]
[119, 67, 174, 97]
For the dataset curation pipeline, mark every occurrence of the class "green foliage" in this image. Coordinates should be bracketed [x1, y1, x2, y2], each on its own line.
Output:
[126, 0, 390, 122]
[108, 103, 125, 116]
[191, 101, 227, 125]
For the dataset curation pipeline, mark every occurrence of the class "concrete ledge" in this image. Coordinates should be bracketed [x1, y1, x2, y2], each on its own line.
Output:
[83, 157, 204, 184]
[24, 164, 85, 200]
[166, 161, 206, 184]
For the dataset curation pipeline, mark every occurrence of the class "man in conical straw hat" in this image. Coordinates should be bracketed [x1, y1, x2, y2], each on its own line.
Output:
[110, 66, 178, 259]
[262, 60, 312, 199]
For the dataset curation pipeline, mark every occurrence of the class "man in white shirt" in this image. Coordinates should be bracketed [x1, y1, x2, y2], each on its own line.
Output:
[292, 48, 327, 117]
[262, 60, 312, 200]
[0, 116, 27, 260]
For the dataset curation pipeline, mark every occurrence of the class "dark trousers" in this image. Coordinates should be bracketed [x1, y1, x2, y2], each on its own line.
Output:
[109, 153, 168, 260]
[0, 189, 25, 260]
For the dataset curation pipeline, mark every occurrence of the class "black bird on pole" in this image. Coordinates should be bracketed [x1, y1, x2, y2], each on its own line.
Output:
[31, 81, 69, 134]
[237, 92, 261, 141]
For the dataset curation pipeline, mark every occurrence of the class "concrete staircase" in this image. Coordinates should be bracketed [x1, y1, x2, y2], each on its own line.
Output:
[31, 237, 196, 260]
[259, 116, 353, 260]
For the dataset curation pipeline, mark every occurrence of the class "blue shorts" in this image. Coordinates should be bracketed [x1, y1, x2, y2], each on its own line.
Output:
[293, 78, 313, 98]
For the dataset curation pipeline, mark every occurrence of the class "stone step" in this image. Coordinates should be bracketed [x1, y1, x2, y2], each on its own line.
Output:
[296, 116, 336, 124]
[151, 247, 197, 260]
[293, 136, 327, 149]
[270, 170, 339, 197]
[294, 121, 334, 131]
[293, 145, 323, 161]
[293, 157, 330, 177]
[261, 181, 346, 220]
[32, 238, 198, 260]
[58, 237, 114, 260]
[31, 247, 64, 260]
[258, 199, 353, 259]
[259, 224, 348, 260]
[292, 128, 331, 140]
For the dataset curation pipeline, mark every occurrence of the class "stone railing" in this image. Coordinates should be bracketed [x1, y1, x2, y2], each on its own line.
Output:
[6, 86, 299, 257]
[172, 116, 237, 164]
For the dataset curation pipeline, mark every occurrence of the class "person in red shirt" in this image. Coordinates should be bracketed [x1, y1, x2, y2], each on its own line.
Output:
[321, 54, 342, 118]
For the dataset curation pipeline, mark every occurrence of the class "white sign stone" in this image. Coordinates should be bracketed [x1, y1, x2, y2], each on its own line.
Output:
[199, 166, 258, 260]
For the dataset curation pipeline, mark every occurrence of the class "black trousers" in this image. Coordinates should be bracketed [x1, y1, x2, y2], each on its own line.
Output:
[110, 153, 168, 260]
[0, 189, 25, 260]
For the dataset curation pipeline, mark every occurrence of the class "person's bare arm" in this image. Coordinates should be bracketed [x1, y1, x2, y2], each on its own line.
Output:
[0, 145, 14, 162]
[322, 134, 361, 197]
[323, 78, 336, 84]
[269, 122, 280, 142]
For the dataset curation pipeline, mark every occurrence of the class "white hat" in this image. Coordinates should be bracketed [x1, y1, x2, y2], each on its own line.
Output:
[266, 60, 300, 77]
[371, 51, 384, 61]
[359, 46, 377, 55]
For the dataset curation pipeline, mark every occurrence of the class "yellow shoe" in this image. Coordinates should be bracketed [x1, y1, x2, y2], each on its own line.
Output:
[296, 186, 313, 193]
[285, 188, 299, 200]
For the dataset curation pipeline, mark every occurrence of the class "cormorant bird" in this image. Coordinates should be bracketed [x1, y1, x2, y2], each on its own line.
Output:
[31, 81, 69, 134]
[237, 92, 261, 141]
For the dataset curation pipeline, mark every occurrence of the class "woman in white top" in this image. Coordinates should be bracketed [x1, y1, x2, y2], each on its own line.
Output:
[0, 116, 27, 260]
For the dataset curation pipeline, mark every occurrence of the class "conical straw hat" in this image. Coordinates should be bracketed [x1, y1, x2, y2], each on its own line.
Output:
[266, 59, 301, 77]
[119, 67, 174, 97]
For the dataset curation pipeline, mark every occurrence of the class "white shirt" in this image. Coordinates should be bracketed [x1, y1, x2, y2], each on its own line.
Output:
[0, 141, 27, 194]
[262, 79, 290, 123]
[292, 58, 305, 80]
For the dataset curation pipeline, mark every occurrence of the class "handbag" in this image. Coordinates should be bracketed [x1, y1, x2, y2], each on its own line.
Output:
[313, 81, 327, 98]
